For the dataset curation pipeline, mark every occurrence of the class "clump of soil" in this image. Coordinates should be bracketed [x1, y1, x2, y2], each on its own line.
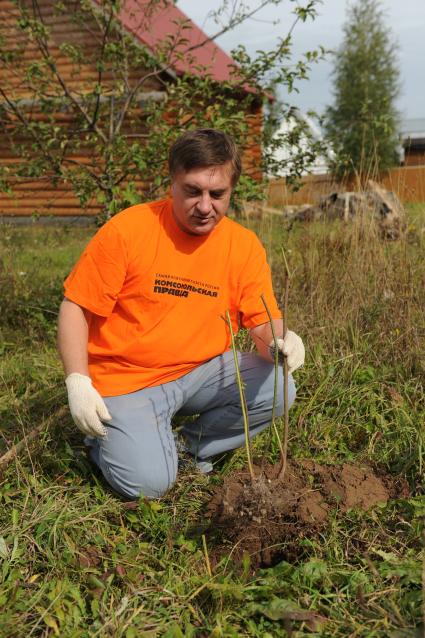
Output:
[206, 460, 408, 569]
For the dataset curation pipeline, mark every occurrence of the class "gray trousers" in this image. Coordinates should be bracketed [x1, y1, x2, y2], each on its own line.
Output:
[87, 350, 296, 499]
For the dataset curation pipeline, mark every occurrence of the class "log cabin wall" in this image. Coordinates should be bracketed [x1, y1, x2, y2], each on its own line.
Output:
[0, 0, 165, 96]
[0, 0, 265, 218]
[403, 148, 425, 167]
[0, 0, 166, 217]
[243, 103, 263, 183]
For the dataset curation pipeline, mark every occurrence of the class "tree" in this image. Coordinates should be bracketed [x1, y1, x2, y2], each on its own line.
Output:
[0, 0, 324, 220]
[324, 0, 400, 179]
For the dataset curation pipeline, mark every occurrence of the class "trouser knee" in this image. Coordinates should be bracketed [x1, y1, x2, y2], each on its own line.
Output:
[262, 370, 296, 418]
[100, 461, 177, 500]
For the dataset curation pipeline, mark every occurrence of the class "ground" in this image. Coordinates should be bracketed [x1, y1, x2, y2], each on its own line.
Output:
[206, 460, 409, 570]
[0, 205, 424, 636]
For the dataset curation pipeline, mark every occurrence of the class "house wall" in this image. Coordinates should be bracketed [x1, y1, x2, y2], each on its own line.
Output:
[242, 102, 263, 183]
[0, 100, 264, 218]
[404, 149, 425, 167]
[0, 104, 263, 217]
[0, 0, 164, 97]
[0, 0, 264, 217]
[0, 0, 166, 217]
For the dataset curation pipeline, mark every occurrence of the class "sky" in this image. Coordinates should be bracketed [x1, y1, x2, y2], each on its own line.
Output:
[177, 0, 425, 124]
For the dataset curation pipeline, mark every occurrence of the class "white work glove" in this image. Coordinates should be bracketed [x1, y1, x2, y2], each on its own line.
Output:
[269, 330, 305, 374]
[65, 373, 111, 438]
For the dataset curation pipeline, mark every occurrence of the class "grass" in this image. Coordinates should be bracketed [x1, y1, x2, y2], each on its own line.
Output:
[0, 204, 424, 636]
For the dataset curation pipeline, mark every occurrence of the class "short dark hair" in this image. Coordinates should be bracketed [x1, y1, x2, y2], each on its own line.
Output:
[168, 128, 242, 186]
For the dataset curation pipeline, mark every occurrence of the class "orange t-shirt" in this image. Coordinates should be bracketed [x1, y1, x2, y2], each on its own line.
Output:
[64, 199, 281, 396]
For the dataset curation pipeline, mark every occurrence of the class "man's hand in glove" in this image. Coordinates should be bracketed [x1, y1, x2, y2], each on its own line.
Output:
[65, 373, 111, 437]
[269, 330, 305, 374]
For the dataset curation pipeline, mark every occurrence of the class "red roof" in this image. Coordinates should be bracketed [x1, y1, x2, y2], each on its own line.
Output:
[97, 0, 238, 84]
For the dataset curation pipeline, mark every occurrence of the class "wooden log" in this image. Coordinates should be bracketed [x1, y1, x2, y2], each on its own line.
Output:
[0, 212, 97, 217]
[0, 181, 150, 191]
[0, 201, 99, 209]
[2, 199, 92, 206]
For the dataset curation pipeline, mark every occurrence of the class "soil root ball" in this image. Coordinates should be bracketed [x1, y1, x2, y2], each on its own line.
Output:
[206, 460, 408, 569]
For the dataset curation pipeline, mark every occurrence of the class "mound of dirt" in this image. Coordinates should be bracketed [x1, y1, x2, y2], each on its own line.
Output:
[206, 460, 408, 569]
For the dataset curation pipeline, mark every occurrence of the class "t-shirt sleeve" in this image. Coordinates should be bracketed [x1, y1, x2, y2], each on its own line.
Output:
[238, 234, 281, 329]
[64, 220, 128, 317]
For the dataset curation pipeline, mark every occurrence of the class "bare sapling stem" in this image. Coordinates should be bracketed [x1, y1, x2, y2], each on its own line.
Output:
[225, 310, 255, 481]
[278, 274, 290, 480]
[201, 534, 212, 577]
[260, 293, 285, 461]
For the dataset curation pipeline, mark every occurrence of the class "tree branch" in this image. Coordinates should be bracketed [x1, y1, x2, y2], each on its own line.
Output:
[30, 0, 108, 143]
[91, 6, 115, 129]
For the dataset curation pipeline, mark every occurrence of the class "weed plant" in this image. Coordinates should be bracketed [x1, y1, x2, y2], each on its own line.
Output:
[0, 207, 424, 636]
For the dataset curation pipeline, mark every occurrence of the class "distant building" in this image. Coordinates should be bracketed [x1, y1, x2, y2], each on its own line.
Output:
[400, 118, 425, 166]
[270, 111, 331, 177]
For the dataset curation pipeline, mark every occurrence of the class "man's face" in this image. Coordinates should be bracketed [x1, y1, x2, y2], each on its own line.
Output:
[171, 163, 233, 236]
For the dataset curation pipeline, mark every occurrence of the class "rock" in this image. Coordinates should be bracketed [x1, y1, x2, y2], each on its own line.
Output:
[288, 181, 405, 239]
[366, 179, 405, 239]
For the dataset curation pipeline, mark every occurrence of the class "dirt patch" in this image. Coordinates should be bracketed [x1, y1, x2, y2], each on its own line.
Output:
[206, 460, 408, 569]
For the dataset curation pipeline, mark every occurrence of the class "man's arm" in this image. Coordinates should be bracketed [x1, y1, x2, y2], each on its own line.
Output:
[250, 320, 305, 374]
[57, 298, 89, 376]
[57, 298, 110, 437]
[250, 319, 283, 362]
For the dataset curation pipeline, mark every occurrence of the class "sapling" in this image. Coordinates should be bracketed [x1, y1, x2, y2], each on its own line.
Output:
[279, 274, 290, 480]
[225, 310, 255, 481]
[260, 293, 285, 463]
[225, 251, 290, 483]
[261, 256, 291, 479]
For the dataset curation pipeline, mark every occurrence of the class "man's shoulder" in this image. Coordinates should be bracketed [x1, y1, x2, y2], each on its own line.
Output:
[110, 198, 170, 230]
[221, 216, 263, 250]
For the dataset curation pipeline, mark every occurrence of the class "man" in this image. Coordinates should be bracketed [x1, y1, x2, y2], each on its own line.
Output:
[58, 128, 304, 499]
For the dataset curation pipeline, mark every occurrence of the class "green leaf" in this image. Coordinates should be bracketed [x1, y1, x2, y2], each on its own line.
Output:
[43, 615, 60, 635]
[0, 537, 8, 559]
[162, 625, 185, 638]
[298, 558, 329, 583]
